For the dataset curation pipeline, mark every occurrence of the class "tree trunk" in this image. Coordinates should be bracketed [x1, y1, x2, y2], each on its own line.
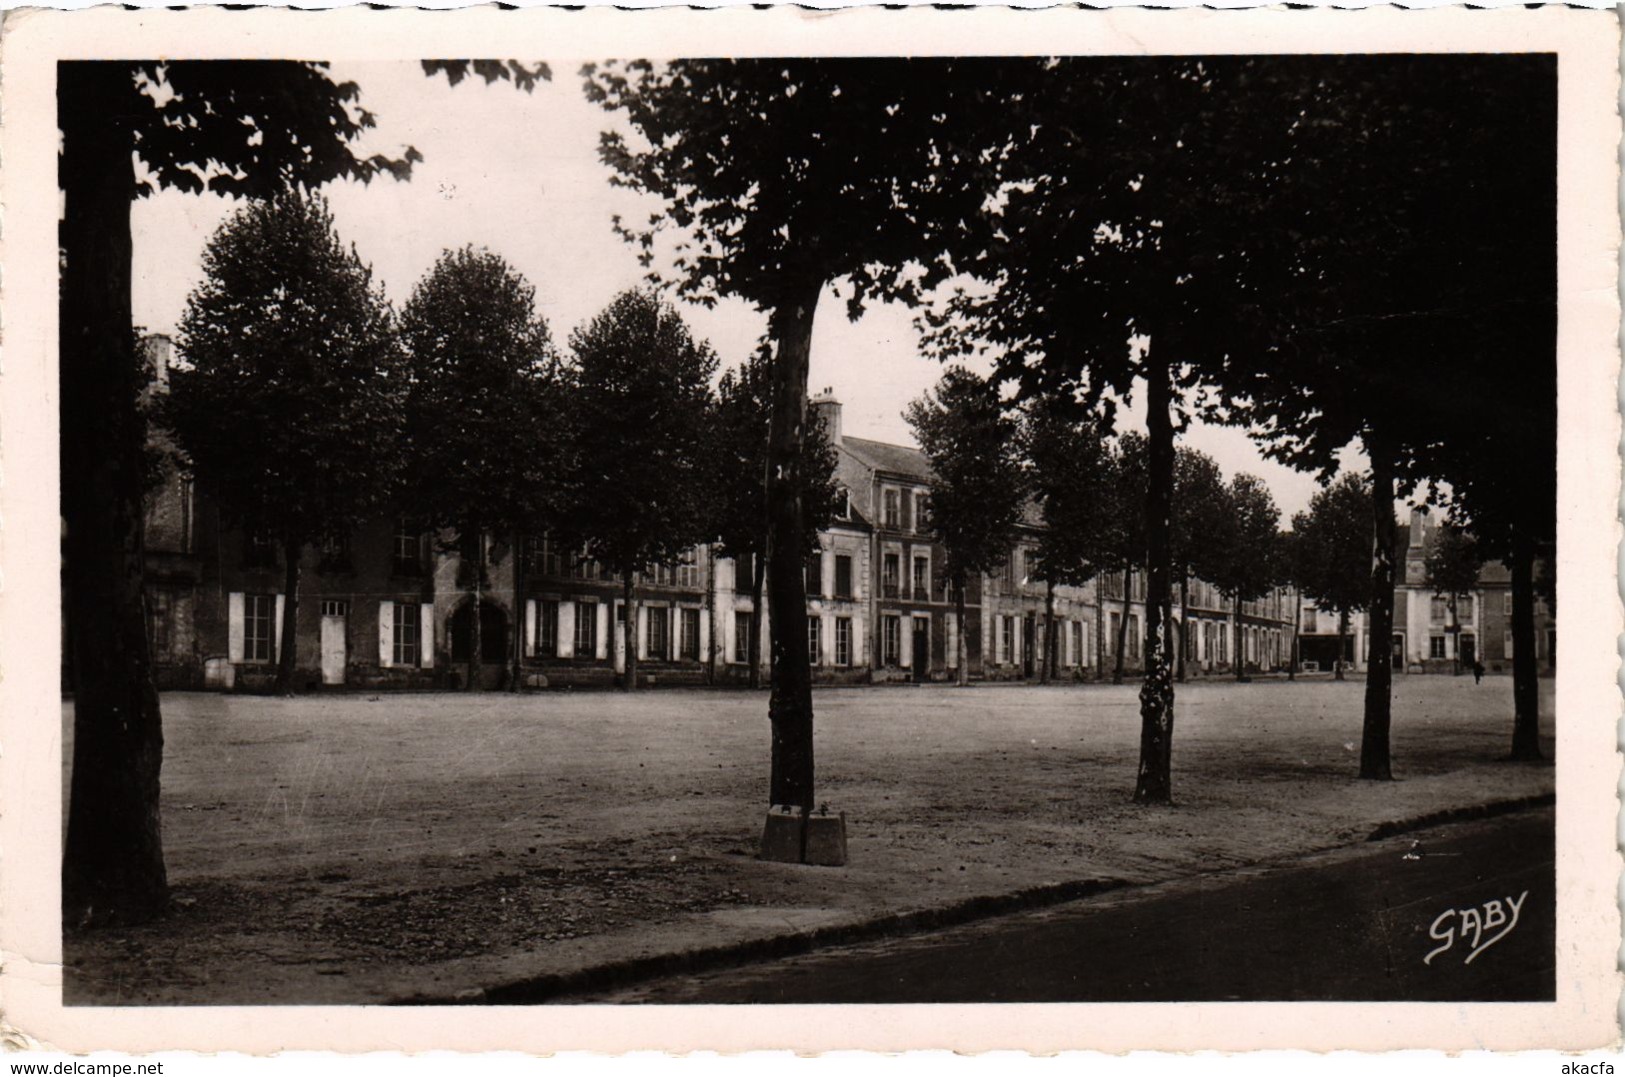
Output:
[955, 575, 969, 687]
[1176, 574, 1189, 683]
[60, 62, 171, 927]
[510, 530, 525, 692]
[1288, 590, 1300, 681]
[1360, 443, 1398, 780]
[705, 545, 716, 685]
[1508, 530, 1542, 760]
[1233, 594, 1245, 681]
[622, 570, 638, 692]
[1335, 608, 1349, 682]
[748, 550, 766, 690]
[1041, 580, 1056, 684]
[1132, 347, 1176, 805]
[765, 277, 822, 813]
[1113, 567, 1131, 685]
[467, 528, 482, 693]
[274, 535, 302, 694]
[1449, 595, 1461, 676]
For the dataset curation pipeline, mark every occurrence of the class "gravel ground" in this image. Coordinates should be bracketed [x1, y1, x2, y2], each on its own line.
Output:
[62, 675, 1555, 1004]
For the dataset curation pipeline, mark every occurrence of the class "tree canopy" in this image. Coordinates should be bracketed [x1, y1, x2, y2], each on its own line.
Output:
[1290, 474, 1374, 626]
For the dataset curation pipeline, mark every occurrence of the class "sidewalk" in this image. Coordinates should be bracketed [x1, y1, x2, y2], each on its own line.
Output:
[62, 678, 1555, 1005]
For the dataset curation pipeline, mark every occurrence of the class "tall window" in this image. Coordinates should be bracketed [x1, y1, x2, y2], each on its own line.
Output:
[392, 520, 422, 576]
[836, 617, 852, 666]
[1459, 594, 1475, 622]
[835, 555, 853, 599]
[1503, 591, 1513, 615]
[244, 592, 274, 663]
[1107, 612, 1120, 656]
[392, 601, 419, 666]
[1430, 596, 1448, 623]
[1001, 616, 1014, 664]
[677, 551, 701, 589]
[575, 600, 597, 657]
[1430, 635, 1447, 659]
[805, 553, 822, 597]
[1303, 607, 1319, 634]
[1128, 615, 1140, 660]
[148, 589, 172, 657]
[735, 611, 753, 663]
[883, 489, 900, 528]
[647, 607, 669, 659]
[883, 615, 901, 665]
[912, 555, 929, 600]
[807, 616, 822, 666]
[837, 488, 852, 521]
[736, 553, 755, 592]
[681, 608, 701, 660]
[882, 553, 900, 598]
[539, 599, 559, 657]
[914, 491, 930, 532]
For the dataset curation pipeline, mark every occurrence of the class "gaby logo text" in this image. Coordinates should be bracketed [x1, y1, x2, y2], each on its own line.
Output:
[1424, 890, 1529, 966]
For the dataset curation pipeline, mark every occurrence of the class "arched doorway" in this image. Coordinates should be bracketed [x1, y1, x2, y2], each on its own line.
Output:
[450, 600, 508, 688]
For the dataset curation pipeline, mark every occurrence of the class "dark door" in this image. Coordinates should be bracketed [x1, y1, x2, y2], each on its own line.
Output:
[912, 619, 930, 683]
[1022, 616, 1036, 678]
[1459, 634, 1477, 670]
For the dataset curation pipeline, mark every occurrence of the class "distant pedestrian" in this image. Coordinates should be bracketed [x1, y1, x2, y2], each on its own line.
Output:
[1472, 660, 1485, 684]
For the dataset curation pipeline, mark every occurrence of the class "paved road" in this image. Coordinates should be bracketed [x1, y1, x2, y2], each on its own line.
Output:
[578, 808, 1554, 1003]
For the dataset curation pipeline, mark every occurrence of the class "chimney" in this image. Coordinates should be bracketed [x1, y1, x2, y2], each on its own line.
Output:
[809, 387, 842, 445]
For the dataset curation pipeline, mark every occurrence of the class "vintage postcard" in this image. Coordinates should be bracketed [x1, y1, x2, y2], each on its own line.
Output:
[0, 2, 1618, 1056]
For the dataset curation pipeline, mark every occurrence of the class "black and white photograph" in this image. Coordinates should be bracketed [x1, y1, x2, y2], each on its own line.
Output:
[1, 3, 1617, 1057]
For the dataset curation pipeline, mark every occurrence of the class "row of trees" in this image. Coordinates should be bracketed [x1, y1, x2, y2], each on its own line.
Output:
[163, 190, 842, 701]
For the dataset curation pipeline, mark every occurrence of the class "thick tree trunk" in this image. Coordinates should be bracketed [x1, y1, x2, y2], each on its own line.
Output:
[748, 551, 767, 690]
[60, 62, 170, 927]
[1288, 591, 1300, 681]
[705, 545, 716, 685]
[955, 575, 969, 687]
[1448, 596, 1461, 676]
[622, 571, 638, 692]
[765, 278, 822, 812]
[510, 530, 525, 692]
[1360, 443, 1398, 780]
[1232, 594, 1245, 681]
[1509, 531, 1542, 760]
[1132, 348, 1176, 805]
[1041, 580, 1056, 684]
[1335, 608, 1349, 682]
[1176, 574, 1189, 683]
[274, 536, 302, 694]
[1113, 567, 1131, 685]
[467, 527, 482, 693]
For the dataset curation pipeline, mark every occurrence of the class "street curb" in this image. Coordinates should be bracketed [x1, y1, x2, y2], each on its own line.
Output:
[395, 793, 1554, 1006]
[1365, 792, 1555, 842]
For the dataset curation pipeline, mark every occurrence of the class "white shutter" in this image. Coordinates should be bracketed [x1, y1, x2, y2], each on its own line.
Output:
[699, 605, 712, 664]
[946, 612, 958, 669]
[420, 603, 435, 668]
[637, 605, 648, 660]
[558, 601, 576, 658]
[228, 592, 244, 663]
[597, 602, 610, 659]
[525, 599, 538, 657]
[273, 594, 285, 662]
[379, 601, 394, 667]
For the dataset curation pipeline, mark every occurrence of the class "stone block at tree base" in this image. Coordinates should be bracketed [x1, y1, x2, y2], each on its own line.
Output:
[759, 808, 804, 863]
[803, 812, 848, 866]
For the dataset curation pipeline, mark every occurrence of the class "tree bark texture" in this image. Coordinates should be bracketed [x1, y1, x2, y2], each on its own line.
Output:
[1289, 593, 1300, 681]
[1508, 531, 1543, 760]
[60, 61, 171, 927]
[955, 576, 969, 687]
[1132, 349, 1176, 805]
[1176, 575, 1189, 683]
[748, 552, 766, 690]
[1335, 608, 1349, 682]
[275, 536, 302, 694]
[705, 545, 717, 685]
[1113, 568, 1131, 685]
[510, 530, 525, 692]
[1232, 594, 1246, 681]
[765, 278, 821, 812]
[1041, 580, 1056, 684]
[622, 571, 638, 692]
[1360, 444, 1398, 780]
[467, 528, 482, 693]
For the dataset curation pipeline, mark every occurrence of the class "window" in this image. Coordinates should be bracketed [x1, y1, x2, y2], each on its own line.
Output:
[1128, 615, 1140, 660]
[147, 589, 172, 656]
[647, 607, 669, 660]
[837, 488, 852, 521]
[1459, 594, 1475, 623]
[1001, 616, 1015, 664]
[244, 592, 274, 663]
[677, 551, 701, 589]
[317, 531, 352, 573]
[882, 553, 900, 598]
[575, 601, 597, 657]
[835, 555, 853, 599]
[681, 608, 701, 660]
[539, 600, 559, 657]
[1430, 635, 1447, 659]
[320, 600, 349, 617]
[914, 491, 930, 532]
[836, 617, 852, 666]
[883, 489, 900, 528]
[1303, 607, 1318, 634]
[805, 553, 822, 597]
[883, 615, 901, 665]
[735, 612, 753, 664]
[1503, 591, 1513, 615]
[807, 616, 822, 666]
[1107, 612, 1120, 656]
[392, 601, 419, 667]
[1430, 596, 1448, 624]
[1070, 621, 1083, 667]
[736, 553, 755, 592]
[912, 555, 930, 600]
[392, 521, 422, 576]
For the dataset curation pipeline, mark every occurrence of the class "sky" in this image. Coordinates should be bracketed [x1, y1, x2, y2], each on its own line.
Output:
[131, 60, 1360, 520]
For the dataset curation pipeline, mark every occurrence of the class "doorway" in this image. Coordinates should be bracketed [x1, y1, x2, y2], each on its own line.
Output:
[912, 617, 931, 683]
[1459, 634, 1477, 670]
[319, 600, 347, 686]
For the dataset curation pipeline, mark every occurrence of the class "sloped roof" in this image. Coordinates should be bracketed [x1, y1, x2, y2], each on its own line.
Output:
[841, 435, 934, 482]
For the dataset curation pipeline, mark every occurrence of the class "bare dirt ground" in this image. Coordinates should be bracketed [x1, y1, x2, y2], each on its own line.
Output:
[61, 675, 1555, 1004]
